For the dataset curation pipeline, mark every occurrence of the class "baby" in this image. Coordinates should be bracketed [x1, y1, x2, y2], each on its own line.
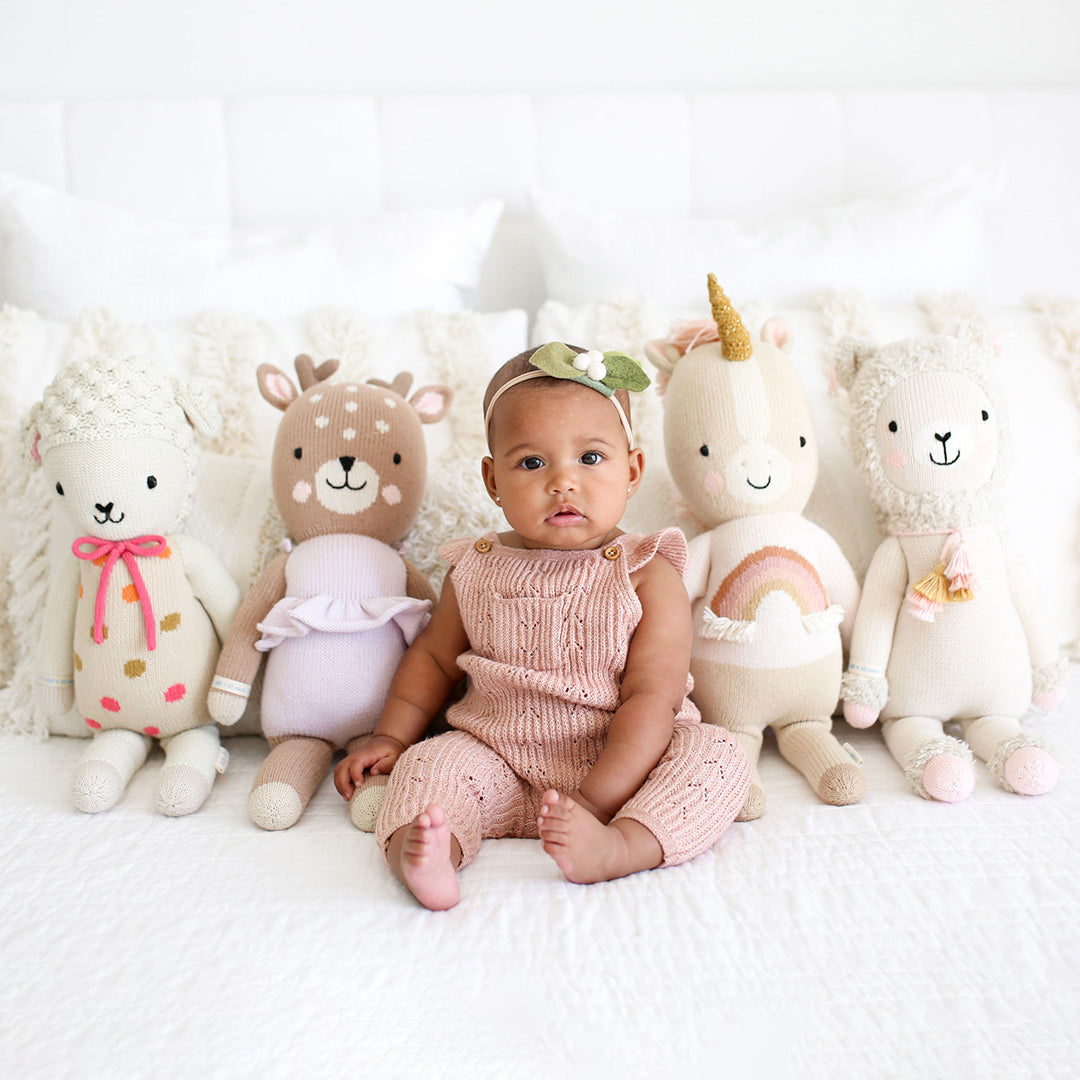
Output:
[335, 343, 751, 909]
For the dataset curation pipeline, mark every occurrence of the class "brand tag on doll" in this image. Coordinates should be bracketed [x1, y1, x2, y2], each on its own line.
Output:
[842, 743, 863, 765]
[215, 746, 230, 774]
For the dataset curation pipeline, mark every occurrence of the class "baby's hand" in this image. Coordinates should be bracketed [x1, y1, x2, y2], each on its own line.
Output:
[333, 735, 405, 799]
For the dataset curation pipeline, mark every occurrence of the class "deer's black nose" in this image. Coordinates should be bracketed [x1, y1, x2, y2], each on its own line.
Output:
[339, 457, 355, 472]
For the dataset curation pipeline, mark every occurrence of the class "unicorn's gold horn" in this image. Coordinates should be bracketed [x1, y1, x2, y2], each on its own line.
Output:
[707, 274, 752, 361]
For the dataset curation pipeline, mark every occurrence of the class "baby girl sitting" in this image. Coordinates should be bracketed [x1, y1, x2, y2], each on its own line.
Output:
[334, 343, 751, 910]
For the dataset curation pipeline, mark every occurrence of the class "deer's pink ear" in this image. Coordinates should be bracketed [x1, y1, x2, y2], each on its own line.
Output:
[258, 364, 299, 412]
[761, 317, 794, 354]
[409, 384, 453, 425]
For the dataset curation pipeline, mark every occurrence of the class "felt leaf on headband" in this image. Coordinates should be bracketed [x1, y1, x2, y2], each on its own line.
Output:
[529, 342, 651, 397]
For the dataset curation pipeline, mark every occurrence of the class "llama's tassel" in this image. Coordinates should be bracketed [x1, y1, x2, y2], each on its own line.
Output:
[942, 531, 979, 595]
[906, 564, 950, 622]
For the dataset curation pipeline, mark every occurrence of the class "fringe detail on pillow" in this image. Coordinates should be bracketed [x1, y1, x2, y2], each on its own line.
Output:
[69, 307, 143, 362]
[307, 306, 373, 383]
[191, 312, 262, 457]
[918, 292, 985, 335]
[0, 449, 54, 739]
[1029, 294, 1080, 657]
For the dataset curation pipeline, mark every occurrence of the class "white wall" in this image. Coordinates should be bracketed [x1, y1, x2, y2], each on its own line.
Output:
[3, 0, 1079, 98]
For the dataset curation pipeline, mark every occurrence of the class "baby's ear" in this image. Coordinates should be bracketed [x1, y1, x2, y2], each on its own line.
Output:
[20, 402, 44, 470]
[409, 384, 453, 425]
[174, 377, 221, 441]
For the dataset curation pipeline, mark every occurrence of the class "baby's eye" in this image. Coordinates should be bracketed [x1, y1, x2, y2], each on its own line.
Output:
[520, 456, 544, 471]
[580, 451, 603, 466]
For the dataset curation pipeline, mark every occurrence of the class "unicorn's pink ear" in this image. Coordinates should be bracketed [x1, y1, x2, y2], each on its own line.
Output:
[408, 384, 453, 425]
[257, 364, 299, 412]
[645, 341, 681, 374]
[761, 317, 794, 354]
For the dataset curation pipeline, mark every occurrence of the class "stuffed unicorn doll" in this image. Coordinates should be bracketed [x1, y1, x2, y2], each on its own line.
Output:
[208, 355, 452, 831]
[834, 328, 1065, 801]
[647, 276, 863, 819]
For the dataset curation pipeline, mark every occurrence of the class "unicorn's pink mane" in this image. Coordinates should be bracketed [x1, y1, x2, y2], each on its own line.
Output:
[667, 318, 720, 356]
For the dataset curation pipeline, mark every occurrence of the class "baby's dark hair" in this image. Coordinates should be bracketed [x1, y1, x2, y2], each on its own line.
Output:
[483, 346, 632, 439]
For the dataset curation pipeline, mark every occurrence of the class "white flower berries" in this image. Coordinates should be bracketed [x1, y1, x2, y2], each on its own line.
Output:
[573, 349, 608, 382]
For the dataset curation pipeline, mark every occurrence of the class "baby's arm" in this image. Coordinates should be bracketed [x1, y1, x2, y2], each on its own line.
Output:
[574, 553, 691, 822]
[334, 571, 469, 799]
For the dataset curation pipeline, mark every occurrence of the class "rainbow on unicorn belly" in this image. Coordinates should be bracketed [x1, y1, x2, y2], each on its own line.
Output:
[701, 545, 844, 642]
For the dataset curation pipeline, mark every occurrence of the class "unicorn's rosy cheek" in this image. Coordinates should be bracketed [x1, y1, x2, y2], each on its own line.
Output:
[885, 450, 908, 471]
[382, 484, 402, 505]
[703, 472, 725, 495]
[793, 461, 812, 485]
[293, 481, 312, 503]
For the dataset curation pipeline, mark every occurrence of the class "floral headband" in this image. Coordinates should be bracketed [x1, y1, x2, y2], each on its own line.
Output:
[483, 342, 651, 448]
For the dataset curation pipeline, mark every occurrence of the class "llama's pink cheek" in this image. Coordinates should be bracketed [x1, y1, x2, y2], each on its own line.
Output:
[703, 472, 724, 495]
[292, 480, 312, 504]
[885, 450, 908, 471]
[382, 484, 401, 505]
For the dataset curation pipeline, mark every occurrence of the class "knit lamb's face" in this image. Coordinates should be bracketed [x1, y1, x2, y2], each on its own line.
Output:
[43, 437, 190, 540]
[875, 370, 999, 496]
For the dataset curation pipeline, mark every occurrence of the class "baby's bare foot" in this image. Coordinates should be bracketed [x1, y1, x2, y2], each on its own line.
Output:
[537, 790, 661, 884]
[399, 804, 459, 910]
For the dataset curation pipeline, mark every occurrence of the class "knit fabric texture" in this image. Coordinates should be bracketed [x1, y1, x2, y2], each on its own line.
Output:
[376, 528, 752, 867]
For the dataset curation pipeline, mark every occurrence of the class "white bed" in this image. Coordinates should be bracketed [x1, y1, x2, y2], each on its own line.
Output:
[1, 92, 1079, 1078]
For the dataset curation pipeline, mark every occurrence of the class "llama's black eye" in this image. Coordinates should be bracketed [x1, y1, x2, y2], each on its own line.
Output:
[888, 420, 898, 433]
[981, 410, 989, 421]
[799, 436, 806, 447]
[55, 482, 64, 496]
[393, 452, 401, 465]
[699, 445, 709, 457]
[294, 447, 302, 459]
[146, 476, 157, 490]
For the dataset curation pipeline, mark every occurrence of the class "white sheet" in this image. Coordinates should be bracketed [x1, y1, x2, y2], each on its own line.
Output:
[2, 670, 1077, 1078]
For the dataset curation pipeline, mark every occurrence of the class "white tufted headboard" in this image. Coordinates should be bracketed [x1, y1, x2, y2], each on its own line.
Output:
[1, 90, 1078, 314]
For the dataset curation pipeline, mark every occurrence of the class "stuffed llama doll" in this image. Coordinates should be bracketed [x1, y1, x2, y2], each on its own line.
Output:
[208, 355, 452, 831]
[835, 327, 1065, 800]
[646, 276, 863, 819]
[25, 354, 240, 816]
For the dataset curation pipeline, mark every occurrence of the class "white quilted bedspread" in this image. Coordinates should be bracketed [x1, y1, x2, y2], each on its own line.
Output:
[2, 673, 1078, 1079]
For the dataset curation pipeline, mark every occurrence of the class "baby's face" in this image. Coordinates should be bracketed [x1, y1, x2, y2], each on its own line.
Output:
[483, 382, 643, 550]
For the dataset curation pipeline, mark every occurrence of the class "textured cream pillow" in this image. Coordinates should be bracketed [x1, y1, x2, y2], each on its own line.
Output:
[0, 303, 527, 737]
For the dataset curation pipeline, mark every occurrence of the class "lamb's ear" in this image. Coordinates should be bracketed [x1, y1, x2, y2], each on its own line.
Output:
[20, 402, 44, 470]
[408, 384, 453, 425]
[258, 363, 299, 412]
[644, 341, 681, 374]
[831, 336, 878, 392]
[761, 317, 794, 354]
[174, 377, 221, 441]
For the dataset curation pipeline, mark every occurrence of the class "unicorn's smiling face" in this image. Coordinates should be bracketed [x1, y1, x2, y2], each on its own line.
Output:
[660, 321, 818, 527]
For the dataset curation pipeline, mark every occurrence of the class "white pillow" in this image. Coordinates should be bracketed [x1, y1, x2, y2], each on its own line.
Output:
[533, 168, 998, 309]
[0, 170, 503, 321]
[533, 292, 1080, 654]
[0, 303, 527, 738]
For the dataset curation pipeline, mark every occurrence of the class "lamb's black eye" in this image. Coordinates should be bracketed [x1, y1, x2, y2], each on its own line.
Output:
[699, 445, 709, 457]
[799, 436, 806, 447]
[55, 482, 64, 496]
[981, 410, 989, 421]
[393, 452, 401, 465]
[294, 447, 302, 459]
[888, 420, 898, 433]
[146, 476, 157, 489]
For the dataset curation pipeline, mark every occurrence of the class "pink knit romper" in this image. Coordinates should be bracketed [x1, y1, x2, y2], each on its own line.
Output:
[375, 528, 751, 868]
